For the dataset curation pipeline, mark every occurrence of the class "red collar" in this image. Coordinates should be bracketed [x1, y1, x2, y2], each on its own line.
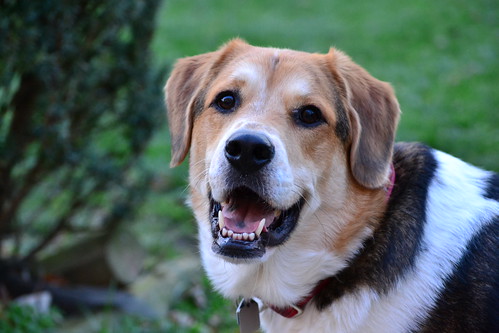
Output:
[269, 165, 396, 319]
[269, 278, 331, 318]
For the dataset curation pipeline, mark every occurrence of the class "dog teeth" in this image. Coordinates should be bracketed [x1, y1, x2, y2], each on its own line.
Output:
[220, 227, 257, 241]
[255, 218, 265, 237]
[218, 216, 266, 241]
[218, 210, 225, 229]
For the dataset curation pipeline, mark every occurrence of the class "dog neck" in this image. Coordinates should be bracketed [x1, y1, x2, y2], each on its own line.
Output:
[268, 277, 332, 318]
[266, 164, 397, 319]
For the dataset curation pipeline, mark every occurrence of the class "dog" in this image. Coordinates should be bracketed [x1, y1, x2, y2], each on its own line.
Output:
[165, 39, 498, 332]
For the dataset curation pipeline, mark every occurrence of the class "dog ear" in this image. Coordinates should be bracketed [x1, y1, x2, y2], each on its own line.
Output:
[165, 53, 214, 167]
[329, 49, 400, 189]
[165, 39, 249, 167]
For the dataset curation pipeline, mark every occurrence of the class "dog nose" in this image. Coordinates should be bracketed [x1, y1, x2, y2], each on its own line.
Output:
[225, 131, 275, 174]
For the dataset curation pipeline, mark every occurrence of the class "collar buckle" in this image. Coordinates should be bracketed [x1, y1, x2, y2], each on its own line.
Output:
[289, 303, 304, 317]
[268, 302, 304, 319]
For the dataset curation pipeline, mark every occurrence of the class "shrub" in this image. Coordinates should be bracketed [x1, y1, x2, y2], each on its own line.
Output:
[0, 304, 60, 333]
[0, 0, 163, 260]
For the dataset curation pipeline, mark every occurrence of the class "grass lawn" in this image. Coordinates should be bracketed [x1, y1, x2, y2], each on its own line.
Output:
[58, 1, 497, 332]
[153, 0, 498, 170]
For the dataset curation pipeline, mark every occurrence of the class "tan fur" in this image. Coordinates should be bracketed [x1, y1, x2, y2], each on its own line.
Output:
[328, 49, 400, 189]
[167, 39, 399, 184]
[165, 40, 399, 252]
[166, 37, 400, 307]
[333, 184, 387, 253]
[165, 39, 250, 167]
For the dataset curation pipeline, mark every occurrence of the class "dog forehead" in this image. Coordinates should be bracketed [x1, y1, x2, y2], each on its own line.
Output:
[217, 47, 327, 95]
[227, 61, 263, 86]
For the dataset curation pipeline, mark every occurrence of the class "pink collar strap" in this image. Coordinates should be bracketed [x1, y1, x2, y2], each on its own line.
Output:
[385, 164, 396, 200]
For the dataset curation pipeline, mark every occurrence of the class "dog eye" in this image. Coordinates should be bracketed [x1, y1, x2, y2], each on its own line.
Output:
[214, 91, 238, 112]
[293, 105, 325, 127]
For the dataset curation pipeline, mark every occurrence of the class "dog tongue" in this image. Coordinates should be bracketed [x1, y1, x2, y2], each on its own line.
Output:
[222, 198, 274, 234]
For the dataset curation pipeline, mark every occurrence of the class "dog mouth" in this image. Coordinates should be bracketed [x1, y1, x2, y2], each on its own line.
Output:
[210, 187, 305, 259]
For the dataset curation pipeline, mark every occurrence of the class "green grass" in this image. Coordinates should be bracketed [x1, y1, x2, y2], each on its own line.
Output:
[153, 0, 498, 170]
[53, 0, 498, 332]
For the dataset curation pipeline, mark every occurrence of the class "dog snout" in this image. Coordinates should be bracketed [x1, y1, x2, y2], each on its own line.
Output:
[224, 130, 275, 174]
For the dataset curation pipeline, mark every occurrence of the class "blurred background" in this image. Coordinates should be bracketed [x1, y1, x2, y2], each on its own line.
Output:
[0, 0, 497, 332]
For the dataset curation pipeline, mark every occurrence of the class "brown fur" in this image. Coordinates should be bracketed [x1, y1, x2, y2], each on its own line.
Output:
[166, 39, 400, 188]
[165, 40, 250, 167]
[166, 39, 401, 256]
[328, 49, 400, 189]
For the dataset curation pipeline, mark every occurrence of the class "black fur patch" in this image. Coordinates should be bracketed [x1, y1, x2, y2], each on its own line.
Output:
[417, 217, 499, 333]
[484, 173, 499, 201]
[314, 142, 438, 309]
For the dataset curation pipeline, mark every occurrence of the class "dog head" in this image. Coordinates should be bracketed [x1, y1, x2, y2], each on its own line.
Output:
[165, 39, 400, 266]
